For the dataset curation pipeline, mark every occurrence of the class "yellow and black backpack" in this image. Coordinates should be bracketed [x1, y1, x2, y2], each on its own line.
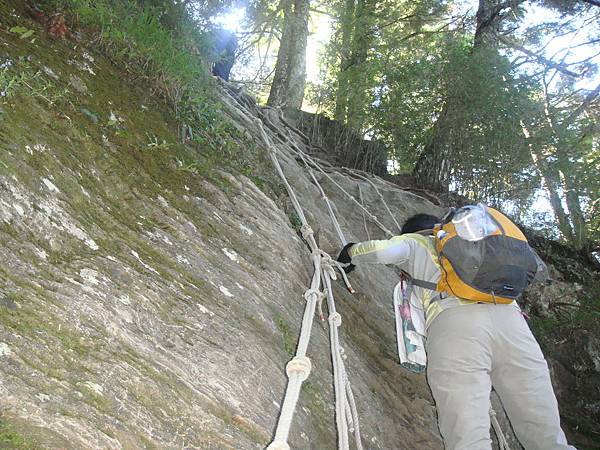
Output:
[414, 204, 541, 304]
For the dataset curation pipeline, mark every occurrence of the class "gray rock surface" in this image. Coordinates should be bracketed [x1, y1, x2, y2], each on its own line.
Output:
[0, 30, 592, 449]
[0, 76, 446, 447]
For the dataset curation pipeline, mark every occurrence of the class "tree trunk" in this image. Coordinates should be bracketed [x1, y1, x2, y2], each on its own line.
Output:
[344, 0, 373, 132]
[412, 0, 523, 192]
[412, 103, 452, 192]
[522, 121, 584, 246]
[539, 84, 589, 249]
[334, 0, 356, 122]
[267, 0, 310, 109]
[530, 148, 575, 243]
[473, 0, 503, 48]
[560, 169, 588, 248]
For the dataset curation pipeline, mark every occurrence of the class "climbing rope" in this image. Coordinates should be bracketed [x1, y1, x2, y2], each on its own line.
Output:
[271, 109, 401, 237]
[272, 112, 514, 449]
[490, 406, 510, 450]
[342, 168, 403, 234]
[219, 85, 511, 450]
[268, 109, 395, 238]
[245, 115, 362, 450]
[305, 163, 349, 246]
[357, 185, 370, 240]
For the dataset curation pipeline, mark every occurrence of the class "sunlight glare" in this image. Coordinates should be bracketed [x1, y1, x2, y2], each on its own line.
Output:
[211, 7, 246, 33]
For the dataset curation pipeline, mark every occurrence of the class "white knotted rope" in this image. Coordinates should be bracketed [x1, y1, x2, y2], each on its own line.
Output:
[342, 168, 403, 234]
[322, 256, 364, 450]
[269, 109, 394, 238]
[490, 407, 510, 450]
[219, 88, 508, 450]
[248, 116, 362, 450]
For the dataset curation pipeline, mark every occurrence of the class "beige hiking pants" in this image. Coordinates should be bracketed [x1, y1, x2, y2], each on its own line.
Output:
[426, 303, 575, 450]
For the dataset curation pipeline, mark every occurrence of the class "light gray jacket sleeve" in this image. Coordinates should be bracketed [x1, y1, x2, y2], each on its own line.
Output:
[349, 236, 411, 265]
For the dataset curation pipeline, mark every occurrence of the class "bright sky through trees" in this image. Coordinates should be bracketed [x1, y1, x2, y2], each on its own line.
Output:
[212, 5, 332, 84]
[211, 6, 244, 32]
[210, 0, 599, 246]
[215, 1, 598, 90]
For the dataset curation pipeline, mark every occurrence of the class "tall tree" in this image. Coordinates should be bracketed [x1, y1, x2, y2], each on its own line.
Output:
[412, 0, 527, 192]
[334, 0, 357, 122]
[523, 75, 600, 249]
[334, 0, 376, 130]
[306, 0, 599, 247]
[266, 0, 310, 108]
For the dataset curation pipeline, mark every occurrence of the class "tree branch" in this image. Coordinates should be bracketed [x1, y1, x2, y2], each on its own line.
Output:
[564, 82, 600, 125]
[499, 35, 581, 78]
[309, 7, 332, 16]
[579, 0, 600, 7]
[388, 16, 462, 43]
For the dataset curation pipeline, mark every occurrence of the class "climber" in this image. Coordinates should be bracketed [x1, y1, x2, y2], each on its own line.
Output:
[211, 28, 237, 82]
[336, 211, 576, 450]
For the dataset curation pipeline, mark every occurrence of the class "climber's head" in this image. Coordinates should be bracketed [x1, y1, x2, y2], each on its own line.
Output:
[401, 213, 439, 234]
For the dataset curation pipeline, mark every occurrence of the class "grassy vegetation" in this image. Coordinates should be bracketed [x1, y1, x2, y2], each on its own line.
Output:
[9, 0, 282, 199]
[15, 312, 94, 364]
[0, 1, 286, 446]
[0, 59, 71, 107]
[530, 282, 600, 339]
[37, 0, 208, 103]
[275, 315, 296, 357]
[0, 419, 36, 450]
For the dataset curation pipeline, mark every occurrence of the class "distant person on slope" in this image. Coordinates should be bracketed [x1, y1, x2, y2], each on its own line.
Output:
[337, 208, 576, 450]
[211, 28, 237, 82]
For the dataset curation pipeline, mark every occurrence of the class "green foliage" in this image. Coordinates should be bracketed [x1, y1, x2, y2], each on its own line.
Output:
[0, 419, 34, 450]
[310, 0, 599, 251]
[374, 34, 465, 171]
[8, 26, 35, 40]
[440, 46, 540, 201]
[27, 0, 278, 193]
[52, 0, 210, 106]
[0, 59, 71, 106]
[0, 62, 21, 99]
[144, 133, 173, 150]
[288, 211, 302, 232]
[318, 0, 540, 202]
[275, 315, 296, 356]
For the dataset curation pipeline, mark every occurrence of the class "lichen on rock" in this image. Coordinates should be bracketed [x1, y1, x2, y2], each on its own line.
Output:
[0, 4, 598, 449]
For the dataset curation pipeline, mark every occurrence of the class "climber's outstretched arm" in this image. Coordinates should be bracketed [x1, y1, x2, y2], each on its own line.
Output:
[347, 236, 411, 265]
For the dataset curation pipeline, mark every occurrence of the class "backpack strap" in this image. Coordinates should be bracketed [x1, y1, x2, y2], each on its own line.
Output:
[408, 276, 447, 304]
[414, 229, 434, 236]
[410, 277, 438, 291]
[401, 270, 438, 294]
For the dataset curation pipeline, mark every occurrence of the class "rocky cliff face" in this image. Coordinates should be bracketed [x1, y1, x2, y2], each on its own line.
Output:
[0, 6, 598, 449]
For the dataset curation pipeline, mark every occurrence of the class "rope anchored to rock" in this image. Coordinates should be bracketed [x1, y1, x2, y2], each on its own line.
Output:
[218, 86, 509, 450]
[245, 116, 362, 450]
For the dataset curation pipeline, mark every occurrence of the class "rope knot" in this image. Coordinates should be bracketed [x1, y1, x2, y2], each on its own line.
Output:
[286, 356, 312, 381]
[300, 224, 314, 239]
[303, 288, 322, 301]
[266, 441, 290, 450]
[328, 312, 342, 327]
[320, 253, 338, 279]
